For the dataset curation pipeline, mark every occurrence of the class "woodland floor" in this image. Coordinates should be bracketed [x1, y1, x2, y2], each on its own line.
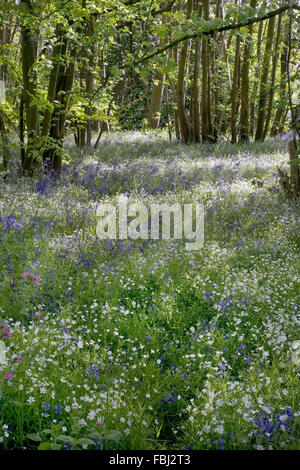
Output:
[0, 132, 299, 450]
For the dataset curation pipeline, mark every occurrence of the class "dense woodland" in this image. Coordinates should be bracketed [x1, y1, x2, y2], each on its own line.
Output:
[0, 1, 299, 176]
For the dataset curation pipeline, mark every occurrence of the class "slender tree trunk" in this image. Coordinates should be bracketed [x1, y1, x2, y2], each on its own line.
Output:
[211, 0, 225, 141]
[231, 33, 241, 143]
[218, 29, 232, 135]
[289, 134, 300, 197]
[240, 0, 257, 142]
[262, 13, 282, 140]
[176, 0, 193, 143]
[165, 85, 172, 140]
[169, 45, 180, 140]
[79, 69, 86, 147]
[85, 18, 95, 146]
[0, 21, 10, 170]
[41, 24, 66, 142]
[20, 0, 40, 174]
[190, 1, 202, 143]
[0, 110, 10, 171]
[148, 69, 165, 129]
[278, 106, 288, 134]
[44, 44, 77, 175]
[147, 11, 168, 130]
[270, 20, 289, 136]
[201, 0, 213, 142]
[249, 20, 263, 138]
[19, 91, 25, 168]
[255, 16, 276, 141]
[190, 36, 201, 143]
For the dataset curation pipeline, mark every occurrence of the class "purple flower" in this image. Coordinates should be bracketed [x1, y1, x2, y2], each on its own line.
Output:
[43, 402, 50, 411]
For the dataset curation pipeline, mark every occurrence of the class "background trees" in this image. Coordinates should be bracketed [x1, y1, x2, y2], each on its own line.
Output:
[0, 0, 299, 175]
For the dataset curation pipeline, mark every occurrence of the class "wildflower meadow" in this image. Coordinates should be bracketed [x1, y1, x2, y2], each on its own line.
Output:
[0, 132, 299, 451]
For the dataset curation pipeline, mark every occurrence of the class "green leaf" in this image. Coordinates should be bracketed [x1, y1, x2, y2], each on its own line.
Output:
[78, 438, 97, 447]
[56, 435, 74, 443]
[239, 26, 249, 36]
[104, 430, 123, 441]
[27, 433, 42, 442]
[50, 443, 62, 450]
[38, 442, 51, 450]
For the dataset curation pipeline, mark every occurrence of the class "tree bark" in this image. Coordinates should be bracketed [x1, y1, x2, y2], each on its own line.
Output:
[0, 110, 10, 171]
[20, 0, 40, 174]
[240, 0, 257, 142]
[201, 0, 213, 142]
[249, 20, 263, 138]
[41, 24, 66, 141]
[44, 44, 77, 175]
[175, 0, 193, 143]
[85, 18, 95, 146]
[231, 33, 240, 143]
[255, 16, 276, 141]
[190, 0, 202, 143]
[0, 20, 10, 170]
[262, 13, 282, 140]
[148, 68, 165, 129]
[147, 11, 168, 130]
[270, 19, 289, 136]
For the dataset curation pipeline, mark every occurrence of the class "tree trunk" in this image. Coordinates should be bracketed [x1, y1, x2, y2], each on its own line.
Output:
[190, 36, 201, 143]
[165, 85, 172, 140]
[85, 18, 95, 146]
[147, 11, 168, 130]
[231, 33, 240, 143]
[190, 0, 202, 143]
[270, 20, 289, 136]
[20, 0, 40, 174]
[240, 0, 257, 142]
[41, 24, 66, 142]
[289, 135, 300, 198]
[201, 0, 213, 142]
[19, 91, 26, 168]
[148, 68, 165, 129]
[175, 0, 193, 143]
[44, 44, 77, 176]
[249, 20, 263, 138]
[212, 0, 227, 141]
[0, 110, 10, 171]
[262, 13, 282, 140]
[255, 16, 276, 141]
[0, 20, 10, 170]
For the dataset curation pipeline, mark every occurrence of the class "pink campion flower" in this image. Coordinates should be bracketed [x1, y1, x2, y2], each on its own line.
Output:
[5, 373, 13, 381]
[2, 331, 11, 339]
[22, 272, 41, 283]
[0, 325, 11, 339]
[96, 421, 103, 426]
[14, 355, 22, 362]
[35, 312, 42, 318]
